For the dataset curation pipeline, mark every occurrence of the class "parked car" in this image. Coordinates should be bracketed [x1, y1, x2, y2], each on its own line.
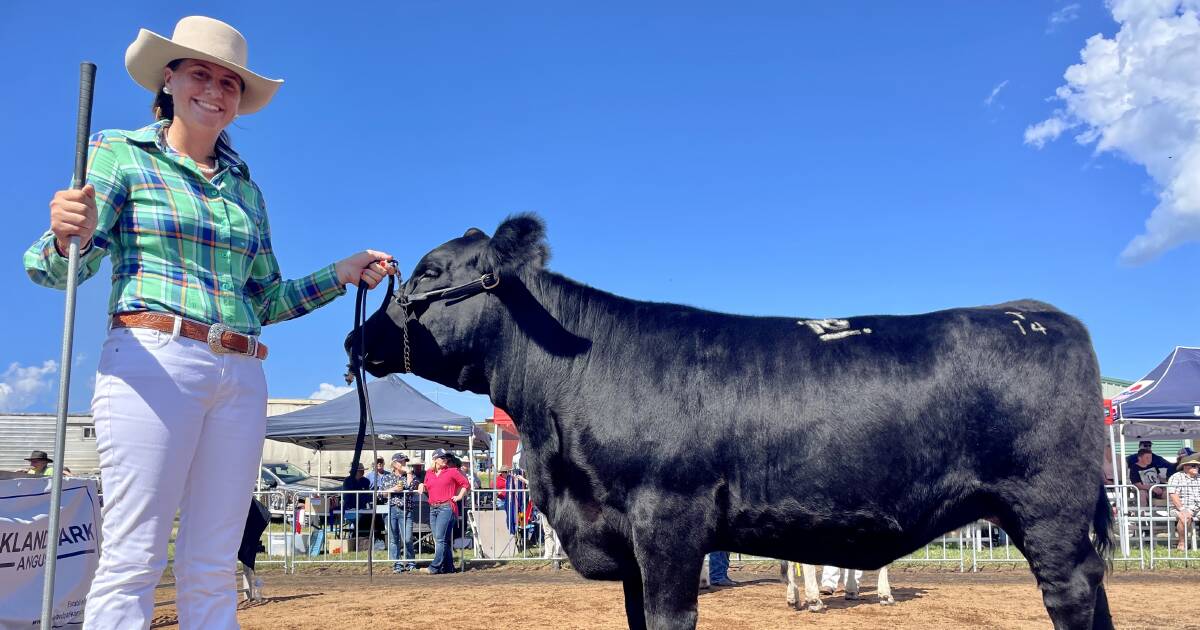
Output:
[257, 461, 341, 518]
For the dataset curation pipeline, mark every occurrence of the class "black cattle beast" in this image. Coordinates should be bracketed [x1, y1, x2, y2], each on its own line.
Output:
[351, 215, 1113, 630]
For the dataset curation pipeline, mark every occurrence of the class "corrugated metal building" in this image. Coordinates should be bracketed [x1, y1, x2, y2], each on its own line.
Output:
[0, 413, 100, 473]
[2, 399, 436, 476]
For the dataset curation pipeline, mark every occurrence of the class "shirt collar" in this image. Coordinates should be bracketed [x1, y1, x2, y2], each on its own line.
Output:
[127, 120, 251, 179]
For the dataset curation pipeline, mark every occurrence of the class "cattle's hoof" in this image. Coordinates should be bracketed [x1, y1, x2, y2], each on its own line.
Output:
[845, 592, 860, 600]
[880, 596, 896, 606]
[805, 600, 826, 613]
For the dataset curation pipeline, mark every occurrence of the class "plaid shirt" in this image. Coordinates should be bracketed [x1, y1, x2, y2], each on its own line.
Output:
[378, 471, 421, 510]
[1168, 471, 1200, 510]
[24, 121, 344, 335]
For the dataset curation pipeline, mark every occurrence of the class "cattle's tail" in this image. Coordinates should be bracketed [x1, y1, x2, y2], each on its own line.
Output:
[1092, 484, 1114, 571]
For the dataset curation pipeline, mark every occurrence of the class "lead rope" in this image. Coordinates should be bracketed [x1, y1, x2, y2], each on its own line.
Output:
[347, 262, 400, 579]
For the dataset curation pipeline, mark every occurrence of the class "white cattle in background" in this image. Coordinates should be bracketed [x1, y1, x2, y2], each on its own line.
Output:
[782, 562, 894, 611]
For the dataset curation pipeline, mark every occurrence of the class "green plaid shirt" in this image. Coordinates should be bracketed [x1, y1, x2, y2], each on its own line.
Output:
[24, 121, 345, 335]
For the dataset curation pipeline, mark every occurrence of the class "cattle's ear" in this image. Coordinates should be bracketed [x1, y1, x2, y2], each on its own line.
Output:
[484, 213, 550, 271]
[464, 228, 487, 238]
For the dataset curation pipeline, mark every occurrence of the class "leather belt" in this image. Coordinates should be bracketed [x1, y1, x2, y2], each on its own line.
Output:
[111, 311, 268, 360]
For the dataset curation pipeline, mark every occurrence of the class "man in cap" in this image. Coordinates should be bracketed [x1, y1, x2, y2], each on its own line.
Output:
[1167, 452, 1200, 551]
[417, 449, 470, 573]
[378, 453, 420, 572]
[24, 450, 55, 477]
[366, 457, 387, 490]
[1126, 440, 1171, 472]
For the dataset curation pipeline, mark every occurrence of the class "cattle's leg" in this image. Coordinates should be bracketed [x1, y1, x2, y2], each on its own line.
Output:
[630, 541, 704, 630]
[782, 561, 800, 609]
[623, 571, 648, 630]
[844, 567, 860, 600]
[1003, 504, 1112, 630]
[699, 554, 710, 590]
[801, 563, 825, 612]
[877, 565, 894, 605]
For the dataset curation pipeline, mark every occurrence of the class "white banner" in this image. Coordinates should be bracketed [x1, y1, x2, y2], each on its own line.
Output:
[0, 477, 101, 629]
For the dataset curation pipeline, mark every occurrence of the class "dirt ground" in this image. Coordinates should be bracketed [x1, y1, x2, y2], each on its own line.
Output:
[151, 566, 1200, 629]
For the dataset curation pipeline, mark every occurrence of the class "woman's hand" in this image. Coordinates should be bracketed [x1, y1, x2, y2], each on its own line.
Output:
[335, 250, 395, 289]
[49, 184, 97, 253]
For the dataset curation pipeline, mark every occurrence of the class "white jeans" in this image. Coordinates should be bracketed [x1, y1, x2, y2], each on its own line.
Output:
[541, 518, 563, 559]
[821, 564, 863, 590]
[84, 326, 267, 630]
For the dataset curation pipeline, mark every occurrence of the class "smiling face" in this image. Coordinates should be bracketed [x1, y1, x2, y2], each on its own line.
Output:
[163, 59, 243, 133]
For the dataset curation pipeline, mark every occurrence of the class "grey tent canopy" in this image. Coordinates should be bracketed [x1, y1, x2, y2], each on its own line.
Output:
[266, 374, 490, 451]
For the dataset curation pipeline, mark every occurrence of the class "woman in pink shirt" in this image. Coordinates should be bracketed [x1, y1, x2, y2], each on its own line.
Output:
[418, 449, 471, 573]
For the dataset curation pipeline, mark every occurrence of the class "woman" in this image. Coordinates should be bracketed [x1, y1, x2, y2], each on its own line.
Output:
[378, 453, 420, 572]
[417, 449, 470, 574]
[23, 16, 394, 629]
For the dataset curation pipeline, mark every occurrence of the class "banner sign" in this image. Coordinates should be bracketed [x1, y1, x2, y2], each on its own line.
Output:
[0, 477, 101, 629]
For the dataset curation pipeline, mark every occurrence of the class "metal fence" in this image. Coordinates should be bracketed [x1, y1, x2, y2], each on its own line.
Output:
[242, 484, 1198, 573]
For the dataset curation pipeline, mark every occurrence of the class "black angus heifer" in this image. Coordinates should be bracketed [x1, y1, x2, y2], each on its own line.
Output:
[352, 215, 1113, 630]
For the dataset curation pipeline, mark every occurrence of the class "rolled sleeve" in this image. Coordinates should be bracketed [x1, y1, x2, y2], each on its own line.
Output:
[24, 132, 126, 289]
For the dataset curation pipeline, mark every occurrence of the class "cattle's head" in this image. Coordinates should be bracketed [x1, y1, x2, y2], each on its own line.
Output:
[348, 214, 550, 391]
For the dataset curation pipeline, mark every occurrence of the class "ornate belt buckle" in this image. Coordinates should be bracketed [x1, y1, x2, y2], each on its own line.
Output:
[207, 323, 234, 354]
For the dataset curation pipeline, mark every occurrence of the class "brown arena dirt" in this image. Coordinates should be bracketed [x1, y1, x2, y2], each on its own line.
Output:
[151, 566, 1200, 629]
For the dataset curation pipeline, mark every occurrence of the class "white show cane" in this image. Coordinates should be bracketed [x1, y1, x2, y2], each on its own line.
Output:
[41, 61, 96, 629]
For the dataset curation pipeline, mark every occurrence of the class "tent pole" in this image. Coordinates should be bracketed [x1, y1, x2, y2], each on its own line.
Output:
[1108, 423, 1128, 558]
[1117, 424, 1131, 559]
[467, 434, 476, 572]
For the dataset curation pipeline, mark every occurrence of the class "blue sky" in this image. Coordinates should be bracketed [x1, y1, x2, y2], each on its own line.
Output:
[3, 2, 1198, 420]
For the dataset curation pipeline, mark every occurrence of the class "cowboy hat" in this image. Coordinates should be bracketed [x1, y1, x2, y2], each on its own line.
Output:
[125, 16, 282, 114]
[24, 450, 52, 463]
[1178, 452, 1200, 471]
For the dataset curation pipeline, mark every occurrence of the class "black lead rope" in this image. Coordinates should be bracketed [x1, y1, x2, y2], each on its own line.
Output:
[345, 262, 399, 580]
[347, 262, 400, 480]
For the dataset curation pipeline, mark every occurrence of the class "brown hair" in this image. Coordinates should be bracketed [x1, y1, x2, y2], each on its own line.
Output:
[151, 59, 184, 121]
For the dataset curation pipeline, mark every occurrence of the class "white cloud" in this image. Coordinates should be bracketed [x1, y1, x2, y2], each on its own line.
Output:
[1047, 3, 1082, 33]
[0, 361, 58, 412]
[309, 383, 354, 400]
[984, 80, 1010, 107]
[1026, 0, 1200, 263]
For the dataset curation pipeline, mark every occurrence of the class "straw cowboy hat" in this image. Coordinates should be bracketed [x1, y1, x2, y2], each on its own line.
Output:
[1178, 452, 1200, 471]
[125, 16, 282, 114]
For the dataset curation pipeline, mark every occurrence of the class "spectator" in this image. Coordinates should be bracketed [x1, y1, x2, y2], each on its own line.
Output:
[707, 551, 737, 587]
[378, 453, 419, 573]
[1179, 447, 1196, 460]
[820, 566, 863, 596]
[460, 459, 482, 489]
[1129, 449, 1169, 505]
[1167, 452, 1200, 552]
[341, 462, 371, 511]
[23, 450, 57, 477]
[1126, 440, 1171, 472]
[417, 448, 470, 574]
[495, 465, 511, 510]
[365, 457, 387, 489]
